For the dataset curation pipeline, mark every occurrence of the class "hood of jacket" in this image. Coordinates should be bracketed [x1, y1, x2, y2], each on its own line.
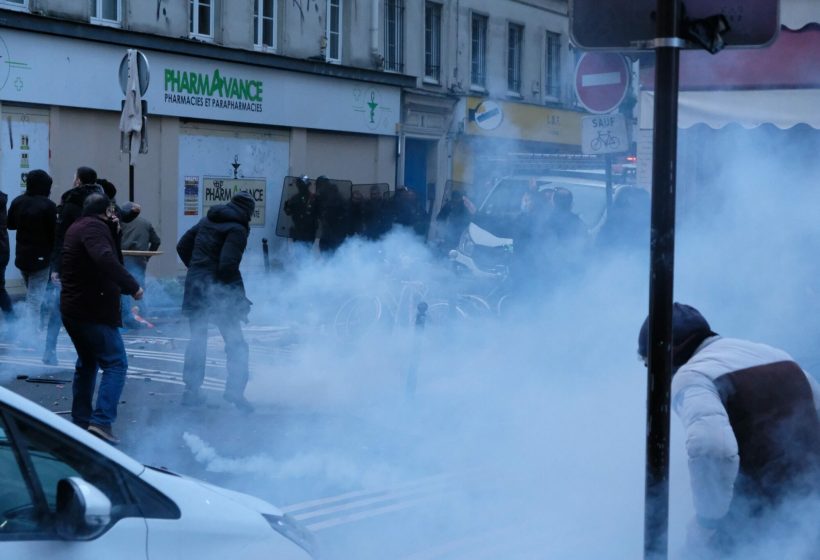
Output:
[207, 202, 250, 228]
[25, 181, 52, 197]
[63, 184, 104, 206]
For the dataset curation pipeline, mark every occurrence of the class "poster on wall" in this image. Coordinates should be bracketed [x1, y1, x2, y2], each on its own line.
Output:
[183, 176, 199, 216]
[0, 112, 49, 191]
[177, 129, 289, 263]
[202, 176, 266, 226]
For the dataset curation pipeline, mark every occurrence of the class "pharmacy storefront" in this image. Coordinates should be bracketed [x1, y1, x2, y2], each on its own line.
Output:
[0, 27, 404, 279]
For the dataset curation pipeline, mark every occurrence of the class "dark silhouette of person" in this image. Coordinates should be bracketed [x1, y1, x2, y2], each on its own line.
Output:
[283, 175, 318, 246]
[435, 190, 475, 254]
[362, 185, 390, 240]
[314, 176, 348, 253]
[595, 186, 650, 254]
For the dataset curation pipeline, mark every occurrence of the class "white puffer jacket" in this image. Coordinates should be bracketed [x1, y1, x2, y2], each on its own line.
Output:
[671, 336, 820, 521]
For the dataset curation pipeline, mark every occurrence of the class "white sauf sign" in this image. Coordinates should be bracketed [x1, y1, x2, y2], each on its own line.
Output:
[581, 114, 628, 155]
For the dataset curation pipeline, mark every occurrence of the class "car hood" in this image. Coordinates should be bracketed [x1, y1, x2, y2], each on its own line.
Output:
[139, 465, 283, 516]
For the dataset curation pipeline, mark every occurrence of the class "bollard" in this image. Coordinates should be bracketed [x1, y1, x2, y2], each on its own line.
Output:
[404, 301, 428, 398]
[262, 238, 270, 274]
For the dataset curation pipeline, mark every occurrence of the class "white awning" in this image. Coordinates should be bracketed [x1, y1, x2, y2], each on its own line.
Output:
[639, 89, 820, 130]
[782, 0, 820, 30]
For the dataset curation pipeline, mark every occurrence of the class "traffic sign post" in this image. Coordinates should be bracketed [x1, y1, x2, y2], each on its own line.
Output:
[574, 52, 630, 114]
[569, 2, 781, 560]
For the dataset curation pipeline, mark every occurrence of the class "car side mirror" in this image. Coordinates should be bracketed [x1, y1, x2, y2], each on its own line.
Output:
[55, 477, 112, 540]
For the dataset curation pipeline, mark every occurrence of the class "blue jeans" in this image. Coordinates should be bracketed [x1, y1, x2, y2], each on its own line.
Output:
[62, 318, 128, 427]
[183, 311, 249, 397]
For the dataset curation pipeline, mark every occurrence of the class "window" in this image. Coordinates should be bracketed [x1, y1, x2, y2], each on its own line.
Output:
[254, 0, 276, 51]
[0, 417, 36, 536]
[91, 0, 121, 26]
[470, 13, 488, 89]
[0, 407, 178, 540]
[424, 2, 442, 82]
[384, 0, 404, 73]
[189, 0, 214, 40]
[0, 0, 27, 10]
[545, 31, 562, 99]
[507, 23, 523, 94]
[326, 0, 342, 63]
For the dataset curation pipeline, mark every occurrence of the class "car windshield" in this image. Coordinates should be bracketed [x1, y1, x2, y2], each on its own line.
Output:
[477, 176, 610, 229]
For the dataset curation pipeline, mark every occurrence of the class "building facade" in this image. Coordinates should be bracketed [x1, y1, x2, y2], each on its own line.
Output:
[0, 0, 582, 280]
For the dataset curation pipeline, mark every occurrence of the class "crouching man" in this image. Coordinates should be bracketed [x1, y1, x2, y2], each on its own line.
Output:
[638, 303, 820, 557]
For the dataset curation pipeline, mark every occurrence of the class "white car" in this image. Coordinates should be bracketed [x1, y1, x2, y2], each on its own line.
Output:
[0, 386, 316, 559]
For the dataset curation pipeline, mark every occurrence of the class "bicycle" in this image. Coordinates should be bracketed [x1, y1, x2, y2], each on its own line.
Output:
[333, 278, 491, 338]
[590, 129, 620, 152]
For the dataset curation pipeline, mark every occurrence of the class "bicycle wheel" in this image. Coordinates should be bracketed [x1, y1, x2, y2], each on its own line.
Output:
[496, 292, 516, 319]
[455, 294, 493, 319]
[424, 301, 467, 327]
[334, 295, 383, 337]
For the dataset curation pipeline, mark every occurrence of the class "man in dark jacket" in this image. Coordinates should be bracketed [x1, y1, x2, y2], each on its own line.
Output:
[0, 188, 14, 329]
[638, 304, 820, 556]
[50, 166, 103, 282]
[7, 169, 56, 335]
[61, 193, 143, 445]
[177, 191, 255, 412]
[43, 166, 103, 365]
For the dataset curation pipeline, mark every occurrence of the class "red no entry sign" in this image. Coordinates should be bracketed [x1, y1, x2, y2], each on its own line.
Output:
[574, 52, 630, 114]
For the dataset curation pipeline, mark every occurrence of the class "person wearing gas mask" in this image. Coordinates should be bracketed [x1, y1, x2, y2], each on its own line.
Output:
[177, 191, 256, 413]
[637, 303, 820, 557]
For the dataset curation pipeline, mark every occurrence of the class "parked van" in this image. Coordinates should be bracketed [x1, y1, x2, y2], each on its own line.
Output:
[0, 386, 316, 559]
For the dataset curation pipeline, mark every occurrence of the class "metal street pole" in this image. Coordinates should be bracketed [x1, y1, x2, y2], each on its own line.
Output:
[644, 0, 681, 558]
[129, 156, 135, 202]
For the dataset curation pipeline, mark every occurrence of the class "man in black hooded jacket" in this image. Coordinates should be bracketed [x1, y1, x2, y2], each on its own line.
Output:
[8, 169, 56, 335]
[177, 191, 256, 412]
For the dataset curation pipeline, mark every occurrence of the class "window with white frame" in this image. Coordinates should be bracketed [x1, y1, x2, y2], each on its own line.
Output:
[507, 23, 523, 94]
[470, 13, 488, 89]
[189, 0, 214, 40]
[326, 0, 342, 63]
[424, 2, 441, 82]
[545, 31, 561, 99]
[0, 0, 27, 10]
[254, 0, 276, 50]
[384, 0, 404, 73]
[91, 0, 121, 26]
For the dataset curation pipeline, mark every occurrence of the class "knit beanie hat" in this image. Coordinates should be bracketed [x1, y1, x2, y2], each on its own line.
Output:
[637, 303, 717, 370]
[26, 169, 53, 196]
[231, 191, 256, 220]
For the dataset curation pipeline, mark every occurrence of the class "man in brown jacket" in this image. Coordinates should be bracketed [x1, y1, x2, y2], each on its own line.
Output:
[60, 193, 143, 444]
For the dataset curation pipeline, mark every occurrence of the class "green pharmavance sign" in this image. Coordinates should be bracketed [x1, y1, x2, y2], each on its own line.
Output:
[164, 68, 263, 112]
